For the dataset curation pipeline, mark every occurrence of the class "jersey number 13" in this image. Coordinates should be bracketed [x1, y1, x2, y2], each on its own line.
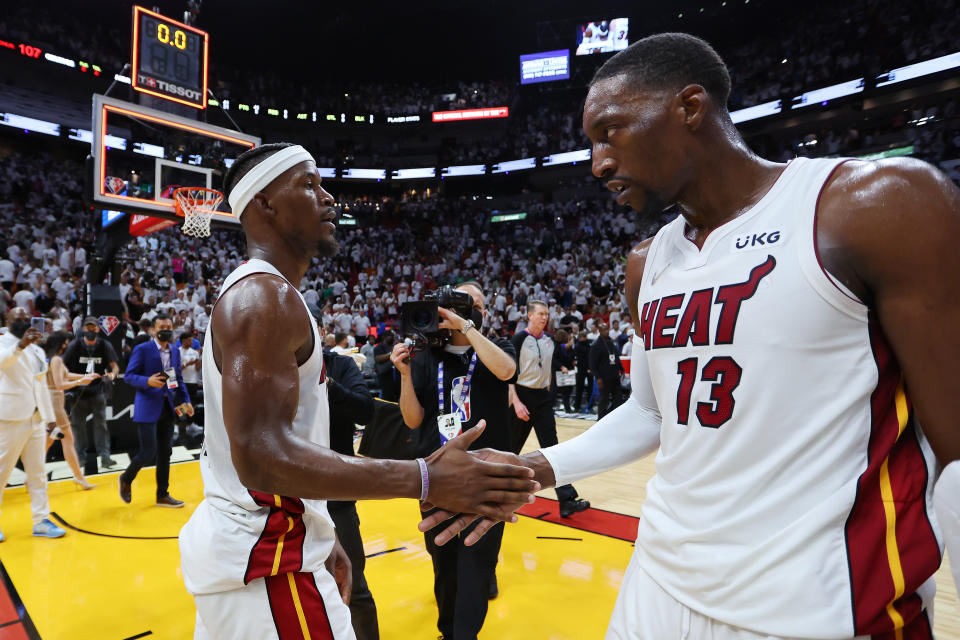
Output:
[675, 356, 742, 428]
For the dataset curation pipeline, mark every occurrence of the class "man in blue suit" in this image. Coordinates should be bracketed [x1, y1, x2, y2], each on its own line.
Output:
[119, 314, 193, 507]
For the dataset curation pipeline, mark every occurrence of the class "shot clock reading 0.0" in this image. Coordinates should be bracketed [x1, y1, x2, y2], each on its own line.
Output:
[131, 5, 209, 109]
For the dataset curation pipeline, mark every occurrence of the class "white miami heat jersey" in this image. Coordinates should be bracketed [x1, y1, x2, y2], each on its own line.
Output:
[633, 157, 941, 638]
[179, 258, 333, 595]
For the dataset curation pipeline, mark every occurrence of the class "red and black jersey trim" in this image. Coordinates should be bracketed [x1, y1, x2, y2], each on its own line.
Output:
[843, 315, 940, 637]
[243, 490, 308, 585]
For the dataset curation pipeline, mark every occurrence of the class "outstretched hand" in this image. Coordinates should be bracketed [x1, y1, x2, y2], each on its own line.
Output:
[423, 422, 539, 526]
[420, 447, 533, 546]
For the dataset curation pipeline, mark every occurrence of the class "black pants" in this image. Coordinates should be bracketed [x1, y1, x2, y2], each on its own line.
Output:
[70, 391, 110, 465]
[185, 383, 202, 421]
[328, 501, 379, 640]
[555, 384, 573, 412]
[573, 369, 594, 411]
[597, 378, 625, 419]
[423, 509, 504, 640]
[510, 386, 577, 503]
[120, 402, 175, 498]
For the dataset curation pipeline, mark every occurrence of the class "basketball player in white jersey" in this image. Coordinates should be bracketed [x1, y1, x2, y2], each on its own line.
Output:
[178, 143, 539, 639]
[422, 33, 960, 639]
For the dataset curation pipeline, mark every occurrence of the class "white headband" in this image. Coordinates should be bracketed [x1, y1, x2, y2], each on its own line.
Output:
[227, 145, 315, 218]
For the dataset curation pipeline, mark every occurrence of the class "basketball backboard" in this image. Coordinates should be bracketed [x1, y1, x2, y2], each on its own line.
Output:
[91, 94, 259, 226]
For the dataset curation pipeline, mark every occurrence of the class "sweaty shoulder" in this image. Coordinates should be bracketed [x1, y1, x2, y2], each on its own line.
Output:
[625, 237, 654, 323]
[211, 273, 312, 362]
[816, 157, 960, 303]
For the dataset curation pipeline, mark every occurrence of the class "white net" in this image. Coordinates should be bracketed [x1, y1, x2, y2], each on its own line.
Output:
[175, 187, 223, 238]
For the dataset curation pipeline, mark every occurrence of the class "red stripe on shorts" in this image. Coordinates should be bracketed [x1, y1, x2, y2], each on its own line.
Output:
[264, 572, 334, 640]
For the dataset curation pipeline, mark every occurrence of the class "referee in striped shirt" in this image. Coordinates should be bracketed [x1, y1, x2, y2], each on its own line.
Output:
[509, 300, 590, 518]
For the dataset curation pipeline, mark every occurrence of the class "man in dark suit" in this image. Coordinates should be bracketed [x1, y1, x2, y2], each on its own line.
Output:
[119, 314, 192, 507]
[589, 322, 624, 419]
[323, 348, 380, 640]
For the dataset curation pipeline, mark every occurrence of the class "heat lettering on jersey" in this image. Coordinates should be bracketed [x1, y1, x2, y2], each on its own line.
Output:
[640, 255, 776, 350]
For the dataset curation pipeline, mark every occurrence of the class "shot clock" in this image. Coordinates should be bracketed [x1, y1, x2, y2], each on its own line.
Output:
[131, 6, 209, 109]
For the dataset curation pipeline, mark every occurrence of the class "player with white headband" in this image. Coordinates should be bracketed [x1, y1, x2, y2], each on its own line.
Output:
[178, 142, 539, 640]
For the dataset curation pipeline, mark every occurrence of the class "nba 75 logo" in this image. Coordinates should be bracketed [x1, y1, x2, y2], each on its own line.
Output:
[98, 316, 121, 336]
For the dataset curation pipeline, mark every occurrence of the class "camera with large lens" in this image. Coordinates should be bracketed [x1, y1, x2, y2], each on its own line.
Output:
[399, 285, 475, 348]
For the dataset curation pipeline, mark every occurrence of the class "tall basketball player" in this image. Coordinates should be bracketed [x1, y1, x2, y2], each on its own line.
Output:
[423, 33, 960, 639]
[178, 143, 539, 640]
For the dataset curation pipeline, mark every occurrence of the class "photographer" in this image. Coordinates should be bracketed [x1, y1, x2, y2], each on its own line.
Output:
[62, 316, 120, 470]
[390, 281, 516, 640]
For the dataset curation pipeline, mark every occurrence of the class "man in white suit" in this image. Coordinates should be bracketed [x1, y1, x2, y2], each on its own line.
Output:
[0, 307, 66, 541]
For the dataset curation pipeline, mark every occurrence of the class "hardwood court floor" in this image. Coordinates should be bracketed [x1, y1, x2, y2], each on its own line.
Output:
[0, 418, 956, 639]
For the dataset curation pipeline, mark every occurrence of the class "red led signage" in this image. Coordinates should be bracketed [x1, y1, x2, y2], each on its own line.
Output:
[431, 107, 509, 122]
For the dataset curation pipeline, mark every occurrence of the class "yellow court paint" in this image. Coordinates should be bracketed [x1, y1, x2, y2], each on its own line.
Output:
[1, 418, 957, 640]
[0, 460, 629, 639]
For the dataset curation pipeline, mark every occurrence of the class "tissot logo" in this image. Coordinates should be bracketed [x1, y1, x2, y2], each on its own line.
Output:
[138, 75, 201, 100]
[733, 230, 782, 252]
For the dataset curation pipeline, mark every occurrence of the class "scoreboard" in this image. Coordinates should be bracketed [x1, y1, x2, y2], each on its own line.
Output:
[131, 6, 208, 109]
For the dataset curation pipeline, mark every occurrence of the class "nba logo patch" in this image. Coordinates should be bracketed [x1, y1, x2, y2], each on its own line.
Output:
[98, 316, 120, 336]
[451, 375, 471, 421]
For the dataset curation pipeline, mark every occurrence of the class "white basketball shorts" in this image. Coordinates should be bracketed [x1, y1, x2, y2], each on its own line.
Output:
[606, 552, 932, 640]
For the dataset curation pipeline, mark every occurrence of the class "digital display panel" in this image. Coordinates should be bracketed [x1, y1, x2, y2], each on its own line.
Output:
[790, 78, 864, 109]
[492, 158, 536, 174]
[543, 149, 590, 166]
[441, 164, 487, 177]
[341, 168, 386, 180]
[432, 107, 509, 122]
[730, 100, 782, 124]
[132, 6, 209, 109]
[876, 51, 960, 87]
[520, 50, 570, 84]
[393, 167, 436, 180]
[575, 18, 629, 56]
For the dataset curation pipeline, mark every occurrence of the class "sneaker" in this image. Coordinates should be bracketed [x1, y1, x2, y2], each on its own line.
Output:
[32, 519, 66, 538]
[559, 498, 591, 518]
[101, 457, 118, 468]
[119, 477, 132, 504]
[156, 494, 185, 508]
[185, 423, 204, 437]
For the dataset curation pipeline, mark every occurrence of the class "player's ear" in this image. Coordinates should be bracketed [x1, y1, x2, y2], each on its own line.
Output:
[250, 192, 274, 216]
[677, 84, 707, 132]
